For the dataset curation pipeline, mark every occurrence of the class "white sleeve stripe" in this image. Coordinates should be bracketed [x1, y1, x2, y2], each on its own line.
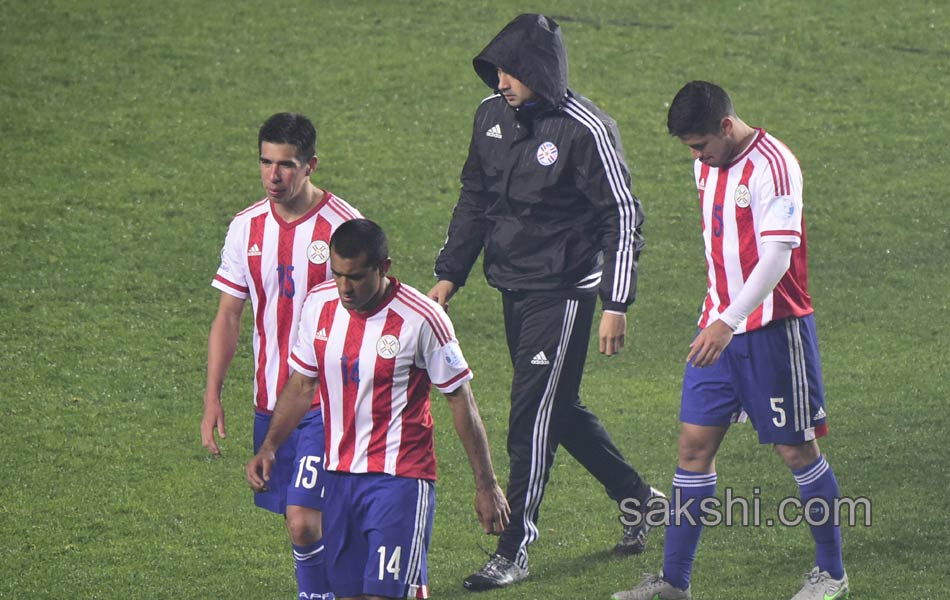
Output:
[758, 141, 785, 195]
[562, 97, 637, 303]
[234, 198, 268, 218]
[396, 287, 453, 345]
[759, 137, 790, 196]
[326, 196, 361, 221]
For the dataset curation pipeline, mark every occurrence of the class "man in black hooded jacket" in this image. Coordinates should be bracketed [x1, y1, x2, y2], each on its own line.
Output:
[428, 14, 661, 591]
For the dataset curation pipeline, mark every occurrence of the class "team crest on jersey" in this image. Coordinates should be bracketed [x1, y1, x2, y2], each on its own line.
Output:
[734, 185, 751, 208]
[307, 241, 330, 264]
[536, 141, 558, 166]
[376, 334, 400, 359]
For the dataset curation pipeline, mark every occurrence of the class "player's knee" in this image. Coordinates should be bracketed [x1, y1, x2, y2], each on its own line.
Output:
[677, 435, 717, 470]
[773, 441, 820, 470]
[285, 506, 322, 544]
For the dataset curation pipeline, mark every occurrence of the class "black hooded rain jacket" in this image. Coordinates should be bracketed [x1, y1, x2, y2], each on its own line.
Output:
[434, 14, 645, 312]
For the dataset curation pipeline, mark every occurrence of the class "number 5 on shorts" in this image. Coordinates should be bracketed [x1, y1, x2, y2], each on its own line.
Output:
[770, 397, 787, 427]
[376, 545, 402, 580]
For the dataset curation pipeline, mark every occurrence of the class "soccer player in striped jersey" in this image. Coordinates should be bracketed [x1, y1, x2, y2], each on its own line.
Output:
[246, 219, 509, 600]
[202, 113, 361, 599]
[613, 82, 849, 600]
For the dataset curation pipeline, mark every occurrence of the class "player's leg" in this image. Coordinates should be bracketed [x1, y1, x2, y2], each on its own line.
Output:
[359, 476, 435, 600]
[252, 411, 300, 514]
[612, 424, 726, 599]
[544, 297, 657, 554]
[777, 441, 848, 600]
[738, 315, 847, 599]
[613, 339, 739, 600]
[286, 410, 331, 600]
[490, 294, 565, 570]
[661, 423, 728, 591]
[321, 470, 365, 599]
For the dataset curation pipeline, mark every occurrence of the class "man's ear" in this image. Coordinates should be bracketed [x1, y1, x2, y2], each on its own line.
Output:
[720, 117, 734, 137]
[306, 155, 318, 176]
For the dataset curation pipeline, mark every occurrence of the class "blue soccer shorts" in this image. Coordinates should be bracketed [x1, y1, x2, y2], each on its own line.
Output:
[680, 314, 828, 445]
[322, 471, 435, 599]
[253, 408, 326, 514]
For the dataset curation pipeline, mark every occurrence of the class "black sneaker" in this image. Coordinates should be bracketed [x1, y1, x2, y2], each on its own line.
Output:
[462, 553, 528, 591]
[614, 486, 666, 556]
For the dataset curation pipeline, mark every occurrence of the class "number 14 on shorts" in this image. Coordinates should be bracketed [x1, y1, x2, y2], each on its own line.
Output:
[377, 545, 402, 580]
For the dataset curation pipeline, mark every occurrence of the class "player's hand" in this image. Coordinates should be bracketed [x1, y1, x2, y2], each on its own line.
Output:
[245, 449, 276, 493]
[474, 483, 510, 535]
[686, 320, 734, 368]
[426, 280, 457, 311]
[599, 312, 627, 356]
[200, 398, 227, 456]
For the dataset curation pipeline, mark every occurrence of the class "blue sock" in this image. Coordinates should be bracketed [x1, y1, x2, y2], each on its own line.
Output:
[662, 468, 717, 590]
[793, 455, 844, 580]
[293, 540, 332, 600]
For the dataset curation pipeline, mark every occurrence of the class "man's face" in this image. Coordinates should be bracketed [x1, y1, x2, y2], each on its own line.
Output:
[678, 119, 738, 168]
[330, 250, 390, 313]
[497, 68, 536, 107]
[259, 142, 316, 205]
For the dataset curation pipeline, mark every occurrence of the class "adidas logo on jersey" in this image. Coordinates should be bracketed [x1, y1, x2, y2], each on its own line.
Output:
[247, 243, 262, 257]
[315, 328, 328, 341]
[486, 124, 503, 139]
[530, 351, 550, 365]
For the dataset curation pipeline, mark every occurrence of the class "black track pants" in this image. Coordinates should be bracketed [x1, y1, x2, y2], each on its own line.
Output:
[495, 292, 649, 567]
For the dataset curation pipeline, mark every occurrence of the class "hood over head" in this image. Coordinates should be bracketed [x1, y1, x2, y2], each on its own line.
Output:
[473, 14, 569, 108]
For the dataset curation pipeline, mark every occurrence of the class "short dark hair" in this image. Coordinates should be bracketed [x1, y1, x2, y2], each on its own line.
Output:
[258, 113, 316, 163]
[667, 81, 735, 137]
[330, 219, 389, 269]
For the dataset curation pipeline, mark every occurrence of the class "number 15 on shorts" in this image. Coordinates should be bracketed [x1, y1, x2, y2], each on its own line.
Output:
[295, 456, 321, 489]
[377, 545, 402, 580]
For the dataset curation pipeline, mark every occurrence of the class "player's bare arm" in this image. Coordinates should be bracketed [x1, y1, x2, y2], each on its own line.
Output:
[201, 293, 246, 456]
[245, 370, 318, 491]
[426, 280, 458, 310]
[598, 311, 627, 356]
[443, 382, 510, 535]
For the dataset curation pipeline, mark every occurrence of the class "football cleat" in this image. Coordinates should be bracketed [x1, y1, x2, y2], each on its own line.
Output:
[612, 571, 691, 600]
[790, 566, 850, 600]
[462, 553, 528, 591]
[614, 486, 667, 556]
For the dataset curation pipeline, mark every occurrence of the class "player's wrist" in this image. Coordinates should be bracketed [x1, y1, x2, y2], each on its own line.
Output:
[716, 314, 740, 331]
[475, 475, 499, 490]
[257, 441, 278, 457]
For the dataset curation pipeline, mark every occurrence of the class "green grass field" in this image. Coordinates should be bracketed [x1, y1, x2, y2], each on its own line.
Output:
[2, 1, 948, 598]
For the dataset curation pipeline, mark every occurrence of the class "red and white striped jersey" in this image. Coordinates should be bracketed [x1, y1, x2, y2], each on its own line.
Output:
[694, 129, 812, 333]
[289, 278, 473, 481]
[212, 192, 362, 412]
